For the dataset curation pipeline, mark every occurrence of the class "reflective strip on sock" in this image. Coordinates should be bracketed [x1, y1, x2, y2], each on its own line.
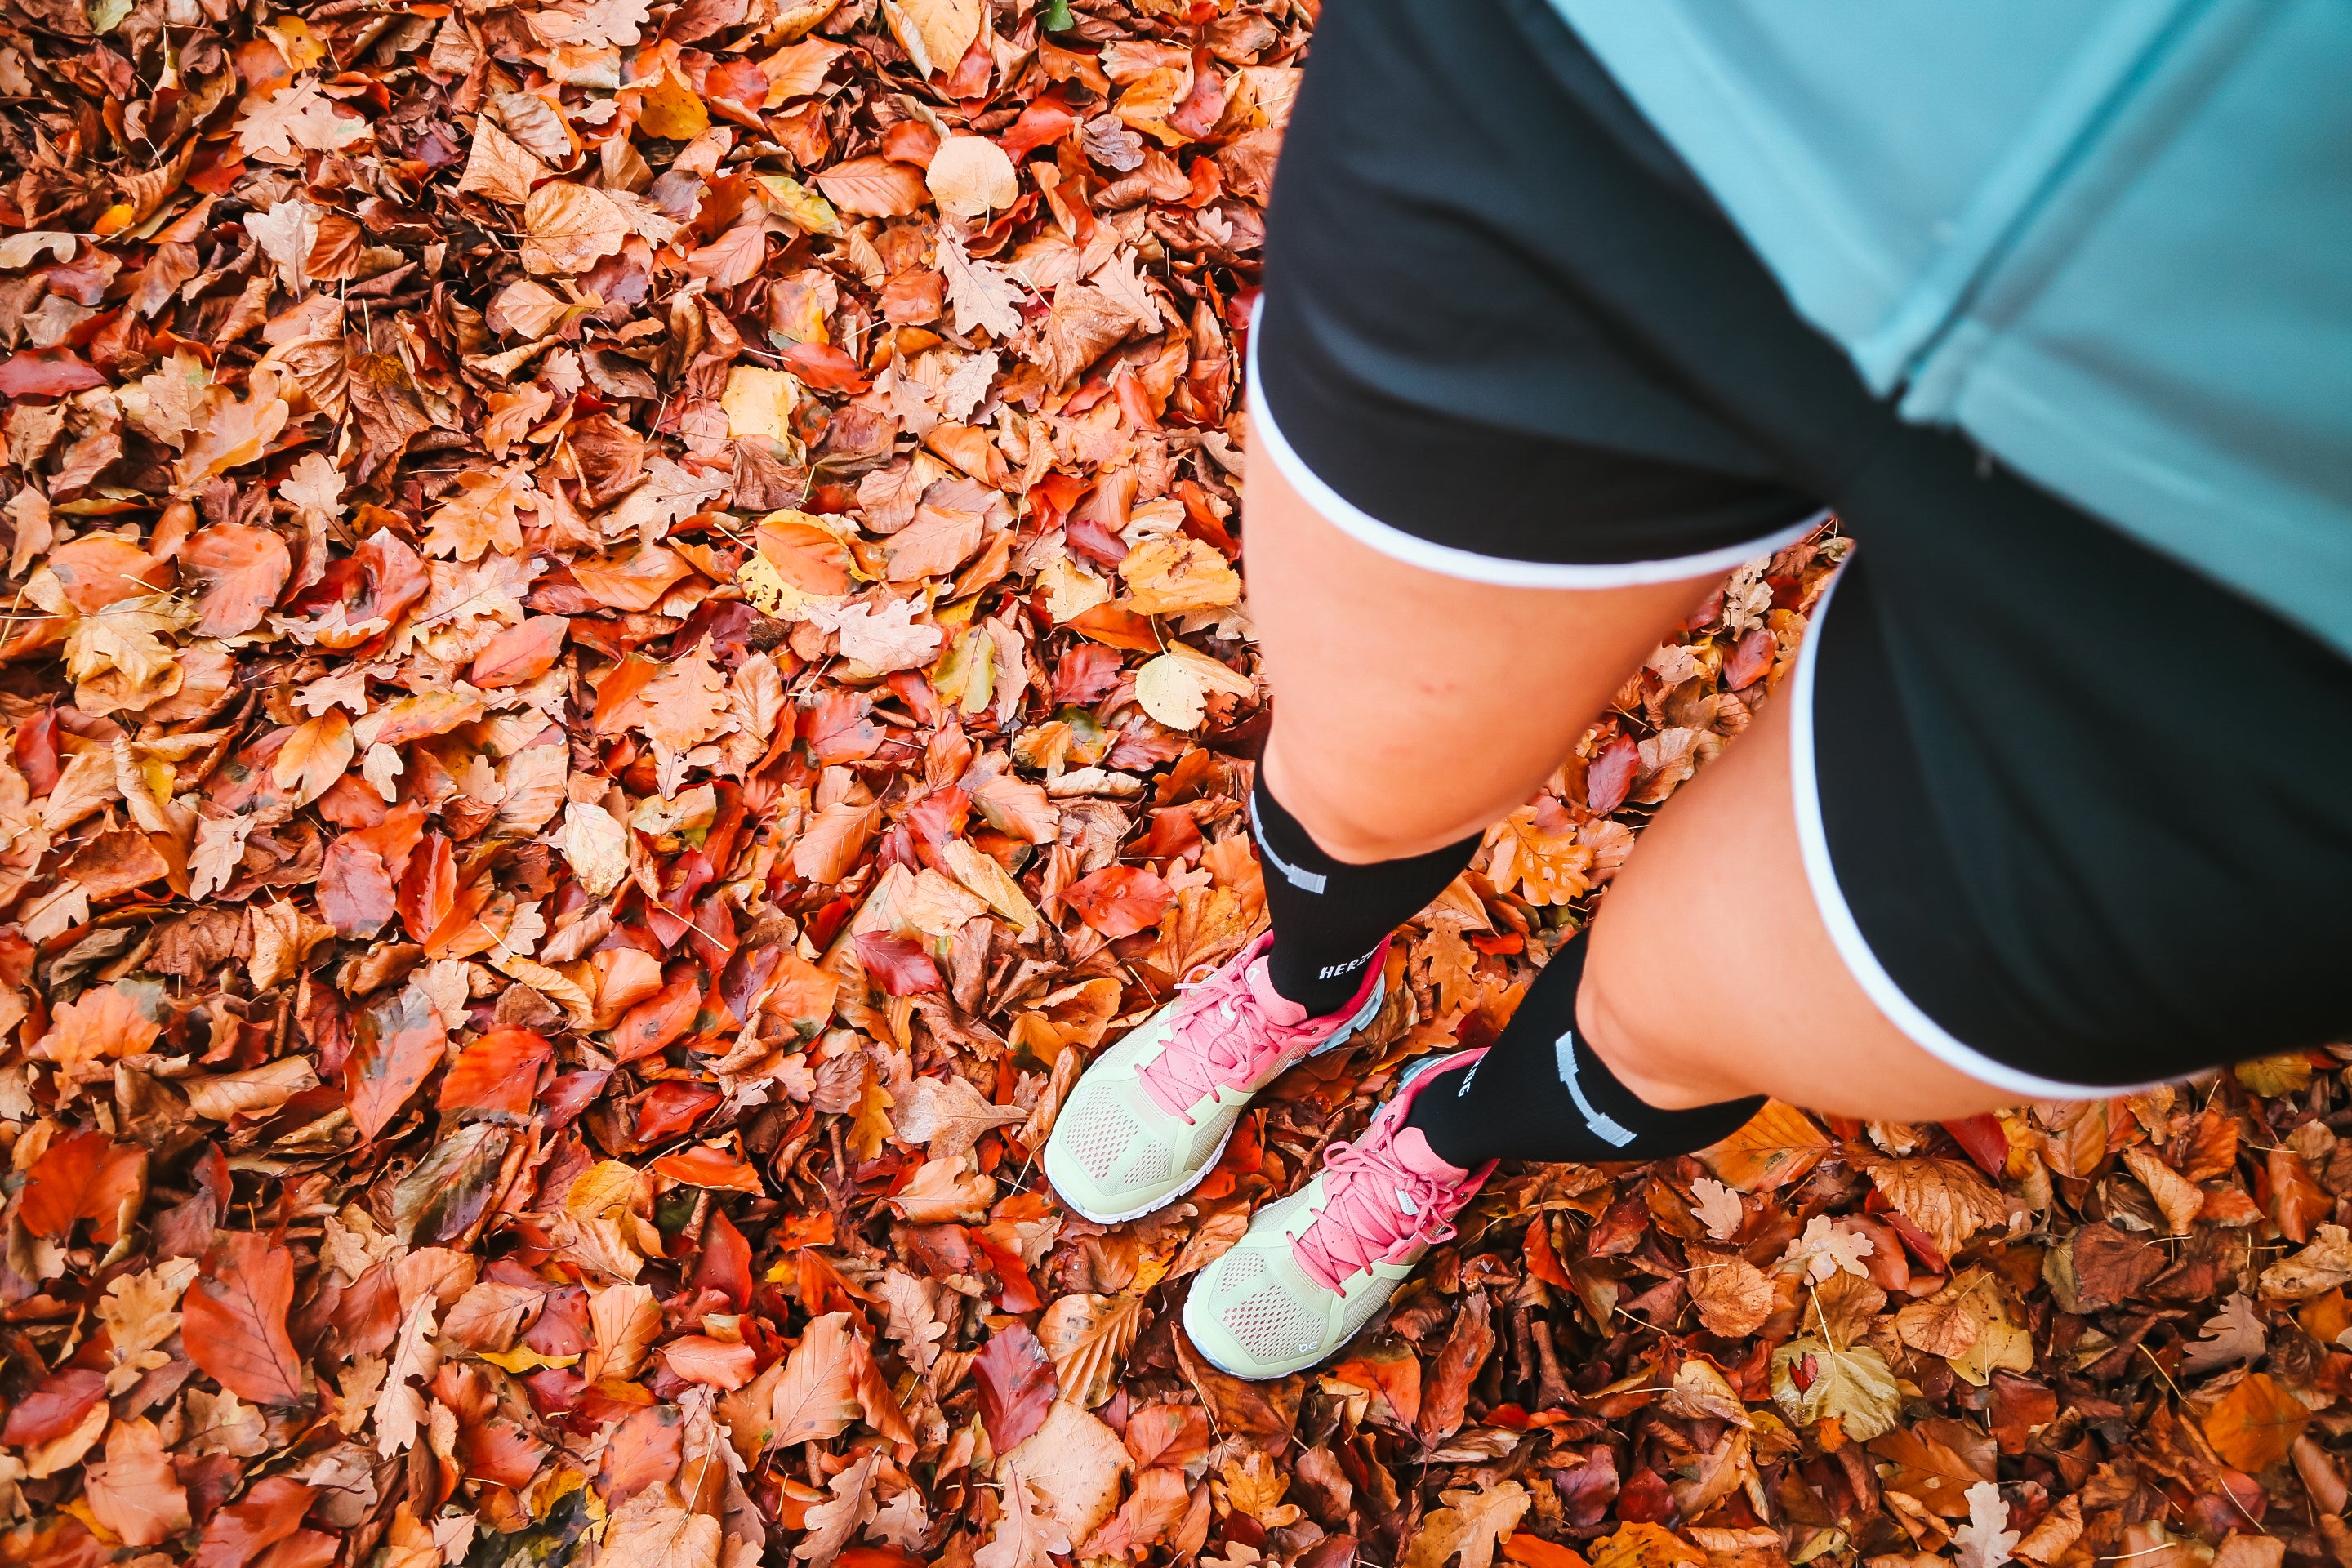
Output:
[1555, 1030, 1637, 1147]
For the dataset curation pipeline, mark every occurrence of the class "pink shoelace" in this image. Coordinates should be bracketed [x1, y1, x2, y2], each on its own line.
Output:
[1289, 1116, 1472, 1294]
[1136, 950, 1324, 1123]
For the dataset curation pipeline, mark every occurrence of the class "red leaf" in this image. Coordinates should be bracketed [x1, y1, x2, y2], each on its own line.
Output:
[20, 1129, 145, 1244]
[804, 690, 884, 765]
[691, 1207, 754, 1310]
[183, 1233, 309, 1407]
[1724, 626, 1776, 691]
[0, 348, 104, 397]
[1940, 1114, 2011, 1179]
[318, 839, 396, 937]
[1586, 733, 1641, 815]
[973, 1322, 1056, 1451]
[437, 1027, 550, 1120]
[777, 340, 871, 394]
[468, 614, 571, 688]
[192, 1476, 314, 1568]
[853, 932, 942, 995]
[396, 831, 457, 945]
[611, 977, 703, 1062]
[0, 1367, 105, 1446]
[1061, 865, 1177, 938]
[998, 94, 1078, 159]
[635, 1083, 724, 1144]
[345, 982, 448, 1141]
[181, 523, 292, 637]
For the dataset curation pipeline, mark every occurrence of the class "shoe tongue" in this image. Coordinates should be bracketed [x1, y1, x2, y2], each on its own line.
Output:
[1392, 1126, 1472, 1183]
[1242, 960, 1311, 1028]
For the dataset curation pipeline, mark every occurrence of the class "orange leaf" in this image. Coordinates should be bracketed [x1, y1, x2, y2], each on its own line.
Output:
[1506, 1535, 1595, 1568]
[1060, 865, 1176, 938]
[467, 614, 570, 688]
[345, 982, 448, 1141]
[1524, 1214, 1574, 1290]
[181, 522, 292, 635]
[770, 1311, 862, 1448]
[438, 1027, 550, 1120]
[813, 154, 930, 218]
[20, 1130, 146, 1244]
[1698, 1099, 1833, 1192]
[2202, 1370, 2310, 1472]
[183, 1231, 309, 1406]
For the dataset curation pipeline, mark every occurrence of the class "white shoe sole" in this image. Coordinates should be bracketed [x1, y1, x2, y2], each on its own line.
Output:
[1044, 975, 1387, 1227]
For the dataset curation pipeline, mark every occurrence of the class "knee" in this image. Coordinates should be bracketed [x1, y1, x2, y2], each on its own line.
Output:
[1259, 749, 1489, 866]
[1574, 927, 1745, 1110]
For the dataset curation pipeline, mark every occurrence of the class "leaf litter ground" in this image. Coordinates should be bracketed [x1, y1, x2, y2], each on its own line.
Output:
[0, 1, 2341, 1566]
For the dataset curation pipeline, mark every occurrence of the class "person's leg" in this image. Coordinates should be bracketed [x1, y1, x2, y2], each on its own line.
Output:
[1239, 416, 1722, 1018]
[1405, 680, 2011, 1184]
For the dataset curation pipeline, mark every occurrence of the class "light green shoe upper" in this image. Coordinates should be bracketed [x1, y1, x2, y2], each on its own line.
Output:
[1043, 934, 1384, 1226]
[1180, 1171, 1424, 1379]
[1182, 1046, 1493, 1381]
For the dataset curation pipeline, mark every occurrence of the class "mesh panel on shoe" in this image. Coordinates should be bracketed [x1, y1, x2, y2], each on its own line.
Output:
[1223, 1284, 1325, 1361]
[1214, 1250, 1268, 1295]
[1066, 1101, 1138, 1180]
[1129, 1143, 1171, 1186]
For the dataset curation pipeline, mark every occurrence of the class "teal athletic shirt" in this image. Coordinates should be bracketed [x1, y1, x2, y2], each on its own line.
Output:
[1552, 0, 2352, 663]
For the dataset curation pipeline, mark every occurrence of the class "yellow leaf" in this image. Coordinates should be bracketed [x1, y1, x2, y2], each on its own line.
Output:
[720, 366, 803, 443]
[634, 69, 710, 140]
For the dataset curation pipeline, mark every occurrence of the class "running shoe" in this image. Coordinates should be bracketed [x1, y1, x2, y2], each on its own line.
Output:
[1044, 933, 1388, 1225]
[1182, 1048, 1494, 1379]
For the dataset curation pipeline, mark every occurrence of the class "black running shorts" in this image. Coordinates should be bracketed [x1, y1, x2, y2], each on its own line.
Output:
[1254, 0, 2352, 1094]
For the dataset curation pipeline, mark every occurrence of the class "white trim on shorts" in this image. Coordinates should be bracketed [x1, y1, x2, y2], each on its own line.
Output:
[1245, 298, 1826, 589]
[1788, 566, 2172, 1100]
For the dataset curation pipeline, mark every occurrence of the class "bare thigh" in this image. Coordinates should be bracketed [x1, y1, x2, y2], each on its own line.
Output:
[1576, 684, 2014, 1122]
[1245, 418, 1708, 865]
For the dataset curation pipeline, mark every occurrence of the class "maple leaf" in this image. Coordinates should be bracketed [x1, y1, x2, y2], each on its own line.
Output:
[237, 80, 366, 160]
[895, 1073, 1023, 1164]
[2182, 1292, 2270, 1375]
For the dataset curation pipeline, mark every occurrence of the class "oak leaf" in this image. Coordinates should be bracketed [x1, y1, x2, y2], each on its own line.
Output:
[1401, 1480, 1531, 1568]
[976, 1460, 1071, 1568]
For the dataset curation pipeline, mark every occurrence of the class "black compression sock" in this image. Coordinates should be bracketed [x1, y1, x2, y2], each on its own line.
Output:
[1405, 931, 1766, 1165]
[1253, 774, 1481, 1015]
